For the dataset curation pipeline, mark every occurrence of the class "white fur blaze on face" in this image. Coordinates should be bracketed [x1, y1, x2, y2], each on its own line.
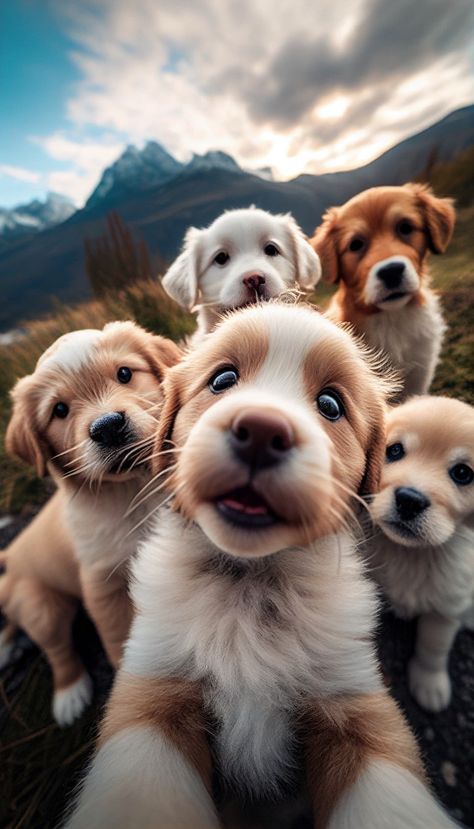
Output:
[53, 672, 93, 727]
[364, 255, 420, 310]
[39, 329, 102, 373]
[328, 761, 458, 829]
[65, 726, 220, 829]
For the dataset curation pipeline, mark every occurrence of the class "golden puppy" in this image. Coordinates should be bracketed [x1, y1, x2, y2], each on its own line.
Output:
[0, 322, 181, 725]
[368, 395, 474, 712]
[312, 184, 455, 400]
[65, 304, 456, 828]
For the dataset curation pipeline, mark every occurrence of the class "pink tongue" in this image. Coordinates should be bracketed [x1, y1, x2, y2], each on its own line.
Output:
[222, 497, 268, 516]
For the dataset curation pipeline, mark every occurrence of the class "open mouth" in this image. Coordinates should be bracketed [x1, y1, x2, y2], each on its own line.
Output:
[215, 485, 278, 528]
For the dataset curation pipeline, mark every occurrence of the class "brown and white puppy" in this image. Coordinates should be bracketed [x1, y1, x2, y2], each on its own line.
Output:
[368, 395, 474, 712]
[162, 206, 321, 338]
[65, 304, 456, 828]
[0, 322, 181, 725]
[312, 184, 455, 400]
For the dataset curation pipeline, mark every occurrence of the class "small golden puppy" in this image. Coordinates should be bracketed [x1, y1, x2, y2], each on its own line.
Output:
[368, 396, 474, 712]
[312, 184, 455, 400]
[0, 322, 181, 725]
[66, 304, 456, 828]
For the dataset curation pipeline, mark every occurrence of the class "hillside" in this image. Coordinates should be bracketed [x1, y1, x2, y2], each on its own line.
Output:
[0, 105, 473, 330]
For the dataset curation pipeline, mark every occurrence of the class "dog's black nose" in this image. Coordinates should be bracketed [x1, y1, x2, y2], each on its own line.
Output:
[376, 261, 405, 290]
[89, 412, 127, 447]
[230, 409, 294, 470]
[395, 487, 430, 521]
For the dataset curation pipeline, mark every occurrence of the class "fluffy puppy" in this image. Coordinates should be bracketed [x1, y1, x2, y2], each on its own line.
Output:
[368, 395, 474, 712]
[0, 322, 181, 725]
[312, 184, 455, 400]
[65, 304, 456, 828]
[162, 206, 321, 337]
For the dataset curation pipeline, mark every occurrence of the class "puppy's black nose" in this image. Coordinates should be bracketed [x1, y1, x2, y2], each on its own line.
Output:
[376, 261, 405, 290]
[89, 412, 127, 447]
[395, 487, 430, 521]
[243, 273, 265, 294]
[230, 409, 294, 470]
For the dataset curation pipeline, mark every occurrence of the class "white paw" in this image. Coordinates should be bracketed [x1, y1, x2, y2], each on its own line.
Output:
[408, 658, 451, 712]
[0, 629, 14, 669]
[53, 672, 93, 727]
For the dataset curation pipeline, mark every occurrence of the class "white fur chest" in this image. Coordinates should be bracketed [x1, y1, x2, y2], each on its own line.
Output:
[64, 477, 157, 574]
[369, 527, 474, 620]
[360, 293, 444, 379]
[125, 510, 382, 795]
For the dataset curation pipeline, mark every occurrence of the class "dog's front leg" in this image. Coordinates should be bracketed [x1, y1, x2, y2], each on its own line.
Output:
[64, 673, 221, 829]
[79, 566, 133, 667]
[303, 691, 457, 828]
[408, 611, 461, 712]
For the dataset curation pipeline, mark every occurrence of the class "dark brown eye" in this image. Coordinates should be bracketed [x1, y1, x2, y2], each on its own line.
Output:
[264, 243, 279, 257]
[317, 389, 344, 421]
[348, 237, 365, 253]
[397, 219, 414, 237]
[214, 251, 230, 266]
[117, 366, 132, 384]
[449, 463, 473, 486]
[209, 366, 239, 393]
[53, 402, 69, 419]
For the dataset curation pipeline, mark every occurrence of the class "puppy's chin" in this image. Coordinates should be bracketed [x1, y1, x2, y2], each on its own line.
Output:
[374, 292, 414, 312]
[194, 501, 305, 557]
[376, 514, 456, 548]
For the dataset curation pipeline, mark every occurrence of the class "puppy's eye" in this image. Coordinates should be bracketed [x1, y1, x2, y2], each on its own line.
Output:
[348, 237, 365, 253]
[449, 463, 473, 486]
[317, 389, 344, 421]
[397, 219, 414, 237]
[214, 251, 230, 266]
[117, 366, 132, 384]
[53, 402, 69, 419]
[209, 367, 239, 394]
[386, 442, 405, 462]
[264, 243, 279, 257]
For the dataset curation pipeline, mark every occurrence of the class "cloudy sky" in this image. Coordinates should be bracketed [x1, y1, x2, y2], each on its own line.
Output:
[1, 0, 473, 207]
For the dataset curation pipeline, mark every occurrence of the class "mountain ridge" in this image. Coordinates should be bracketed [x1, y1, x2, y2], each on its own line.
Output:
[0, 105, 472, 329]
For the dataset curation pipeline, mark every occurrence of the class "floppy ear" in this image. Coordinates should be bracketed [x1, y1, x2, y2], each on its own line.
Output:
[358, 403, 387, 497]
[311, 208, 340, 284]
[5, 376, 47, 477]
[285, 215, 322, 290]
[147, 335, 183, 376]
[151, 364, 184, 475]
[405, 183, 456, 254]
[161, 227, 203, 310]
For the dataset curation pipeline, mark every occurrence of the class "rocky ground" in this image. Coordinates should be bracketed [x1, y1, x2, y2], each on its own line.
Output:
[0, 513, 473, 829]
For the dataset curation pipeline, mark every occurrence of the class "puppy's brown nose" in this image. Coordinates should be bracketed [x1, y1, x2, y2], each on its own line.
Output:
[230, 409, 294, 470]
[243, 273, 265, 293]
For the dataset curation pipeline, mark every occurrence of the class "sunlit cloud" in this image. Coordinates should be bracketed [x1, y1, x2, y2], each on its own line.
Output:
[34, 0, 474, 204]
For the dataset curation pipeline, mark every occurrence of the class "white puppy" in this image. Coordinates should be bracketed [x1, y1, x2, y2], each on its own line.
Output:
[162, 207, 321, 336]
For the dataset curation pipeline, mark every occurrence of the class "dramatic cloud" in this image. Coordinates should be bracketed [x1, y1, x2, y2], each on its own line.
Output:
[39, 0, 474, 203]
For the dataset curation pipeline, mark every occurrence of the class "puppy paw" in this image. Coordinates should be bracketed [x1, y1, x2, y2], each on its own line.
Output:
[53, 672, 93, 727]
[408, 658, 451, 712]
[0, 629, 14, 670]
